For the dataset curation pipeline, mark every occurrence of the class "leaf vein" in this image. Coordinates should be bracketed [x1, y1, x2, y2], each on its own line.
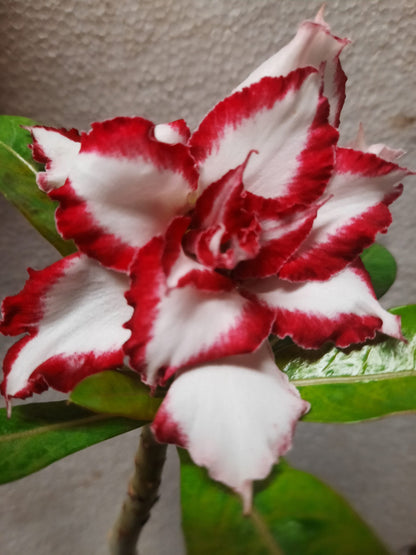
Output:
[0, 138, 37, 175]
[294, 370, 415, 386]
[0, 413, 110, 442]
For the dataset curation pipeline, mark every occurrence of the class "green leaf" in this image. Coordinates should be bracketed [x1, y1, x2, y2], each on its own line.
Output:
[180, 452, 390, 555]
[0, 115, 75, 255]
[0, 401, 143, 484]
[273, 305, 416, 422]
[360, 243, 397, 298]
[70, 370, 162, 421]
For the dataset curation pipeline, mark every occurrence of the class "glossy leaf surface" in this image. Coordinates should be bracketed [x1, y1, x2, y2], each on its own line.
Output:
[360, 243, 397, 299]
[0, 401, 143, 484]
[70, 370, 162, 420]
[180, 452, 390, 555]
[273, 305, 416, 422]
[0, 115, 75, 255]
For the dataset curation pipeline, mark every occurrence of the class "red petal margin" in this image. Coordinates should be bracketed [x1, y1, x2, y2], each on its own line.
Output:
[124, 226, 274, 386]
[124, 236, 166, 384]
[0, 259, 70, 336]
[274, 309, 382, 349]
[249, 261, 402, 350]
[311, 8, 349, 127]
[0, 254, 131, 400]
[28, 126, 81, 192]
[279, 148, 409, 281]
[150, 402, 188, 447]
[233, 202, 318, 279]
[331, 58, 347, 128]
[49, 117, 198, 272]
[190, 68, 338, 210]
[29, 126, 81, 165]
[234, 9, 349, 128]
[1, 340, 123, 400]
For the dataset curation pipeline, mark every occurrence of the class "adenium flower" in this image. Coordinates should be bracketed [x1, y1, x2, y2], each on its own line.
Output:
[0, 11, 411, 511]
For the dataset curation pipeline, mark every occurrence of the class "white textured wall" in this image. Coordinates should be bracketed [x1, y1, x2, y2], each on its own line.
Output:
[0, 1, 415, 554]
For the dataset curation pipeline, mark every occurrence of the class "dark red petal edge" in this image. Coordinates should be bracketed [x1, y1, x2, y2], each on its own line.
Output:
[52, 182, 137, 272]
[79, 118, 196, 184]
[2, 339, 123, 399]
[279, 148, 408, 281]
[28, 125, 81, 165]
[273, 262, 393, 349]
[124, 236, 166, 377]
[49, 117, 198, 272]
[0, 253, 125, 399]
[273, 310, 382, 349]
[332, 58, 347, 128]
[190, 68, 339, 209]
[286, 87, 338, 208]
[165, 119, 191, 143]
[234, 204, 318, 279]
[0, 254, 79, 336]
[152, 403, 187, 447]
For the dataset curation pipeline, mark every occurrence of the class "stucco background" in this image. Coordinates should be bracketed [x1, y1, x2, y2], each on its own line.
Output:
[0, 0, 415, 553]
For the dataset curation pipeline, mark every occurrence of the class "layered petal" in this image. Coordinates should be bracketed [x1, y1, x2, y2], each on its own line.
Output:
[1, 254, 132, 400]
[190, 68, 338, 209]
[184, 161, 261, 270]
[29, 126, 81, 192]
[49, 117, 198, 272]
[186, 159, 319, 278]
[152, 345, 310, 512]
[234, 9, 349, 126]
[234, 202, 318, 279]
[279, 147, 407, 281]
[247, 262, 402, 349]
[125, 219, 273, 386]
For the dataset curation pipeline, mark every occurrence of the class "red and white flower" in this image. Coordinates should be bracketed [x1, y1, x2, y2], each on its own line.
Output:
[1, 10, 411, 510]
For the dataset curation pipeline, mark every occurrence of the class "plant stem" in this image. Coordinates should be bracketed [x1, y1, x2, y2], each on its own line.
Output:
[108, 424, 168, 555]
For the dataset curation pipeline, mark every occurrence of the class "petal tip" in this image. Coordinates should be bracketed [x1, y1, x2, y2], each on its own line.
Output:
[381, 313, 403, 342]
[314, 4, 328, 27]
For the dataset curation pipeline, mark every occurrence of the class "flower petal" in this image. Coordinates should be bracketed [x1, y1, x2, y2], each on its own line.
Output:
[49, 117, 198, 272]
[190, 68, 338, 209]
[279, 148, 408, 281]
[29, 126, 81, 192]
[248, 262, 402, 349]
[153, 119, 191, 145]
[125, 220, 273, 386]
[184, 160, 261, 270]
[234, 202, 318, 279]
[152, 345, 309, 512]
[235, 9, 349, 126]
[0, 254, 132, 400]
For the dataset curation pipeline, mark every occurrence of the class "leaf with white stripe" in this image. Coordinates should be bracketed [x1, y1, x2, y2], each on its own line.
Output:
[272, 305, 416, 422]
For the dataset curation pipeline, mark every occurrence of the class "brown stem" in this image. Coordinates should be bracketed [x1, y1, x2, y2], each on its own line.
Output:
[108, 424, 168, 555]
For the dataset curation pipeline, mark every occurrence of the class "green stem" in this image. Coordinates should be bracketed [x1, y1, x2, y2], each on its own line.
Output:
[108, 424, 168, 555]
